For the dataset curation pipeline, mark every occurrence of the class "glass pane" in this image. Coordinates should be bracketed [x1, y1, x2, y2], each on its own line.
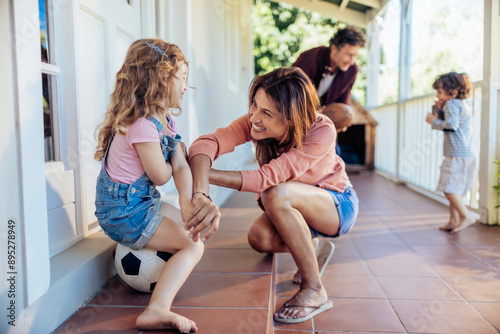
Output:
[377, 0, 400, 105]
[43, 73, 55, 161]
[39, 0, 50, 63]
[410, 0, 483, 97]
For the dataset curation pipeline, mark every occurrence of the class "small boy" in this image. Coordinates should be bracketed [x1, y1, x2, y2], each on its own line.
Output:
[425, 72, 477, 233]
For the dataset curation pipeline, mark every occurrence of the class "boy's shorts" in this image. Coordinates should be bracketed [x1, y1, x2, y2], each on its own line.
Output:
[437, 157, 477, 196]
[309, 187, 359, 238]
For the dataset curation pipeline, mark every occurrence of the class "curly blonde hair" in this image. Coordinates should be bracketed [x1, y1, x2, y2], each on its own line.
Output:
[94, 38, 188, 161]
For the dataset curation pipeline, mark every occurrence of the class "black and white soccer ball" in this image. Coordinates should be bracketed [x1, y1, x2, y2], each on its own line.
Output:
[114, 243, 173, 293]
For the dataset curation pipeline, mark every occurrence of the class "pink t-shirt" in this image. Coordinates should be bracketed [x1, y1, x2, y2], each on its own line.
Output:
[105, 117, 178, 184]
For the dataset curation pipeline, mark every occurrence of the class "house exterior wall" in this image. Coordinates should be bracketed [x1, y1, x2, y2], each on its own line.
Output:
[0, 0, 25, 330]
[1, 0, 254, 332]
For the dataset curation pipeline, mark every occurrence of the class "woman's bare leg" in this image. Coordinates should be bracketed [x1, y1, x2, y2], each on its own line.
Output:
[248, 182, 340, 320]
[136, 202, 204, 333]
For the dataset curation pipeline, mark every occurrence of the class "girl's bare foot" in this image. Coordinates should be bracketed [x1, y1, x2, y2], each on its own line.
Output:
[439, 222, 457, 232]
[136, 308, 197, 333]
[451, 217, 476, 234]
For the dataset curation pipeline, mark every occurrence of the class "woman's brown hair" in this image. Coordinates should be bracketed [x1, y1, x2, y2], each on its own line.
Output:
[248, 67, 320, 166]
[94, 38, 188, 161]
[432, 72, 472, 100]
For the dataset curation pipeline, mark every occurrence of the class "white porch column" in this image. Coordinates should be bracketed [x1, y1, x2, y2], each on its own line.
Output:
[10, 0, 51, 305]
[396, 0, 412, 180]
[366, 19, 380, 109]
[478, 0, 500, 225]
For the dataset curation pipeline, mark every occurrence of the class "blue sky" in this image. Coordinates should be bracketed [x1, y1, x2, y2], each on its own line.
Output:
[39, 0, 47, 48]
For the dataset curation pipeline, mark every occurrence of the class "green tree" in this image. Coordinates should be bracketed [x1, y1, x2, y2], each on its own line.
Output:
[251, 0, 367, 104]
[410, 0, 483, 97]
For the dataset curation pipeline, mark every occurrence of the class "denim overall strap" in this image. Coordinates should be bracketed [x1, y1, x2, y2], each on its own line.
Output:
[102, 134, 114, 165]
[97, 134, 122, 199]
[145, 115, 182, 161]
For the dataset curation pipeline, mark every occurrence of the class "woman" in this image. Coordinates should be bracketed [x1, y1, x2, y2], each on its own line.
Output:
[187, 67, 359, 323]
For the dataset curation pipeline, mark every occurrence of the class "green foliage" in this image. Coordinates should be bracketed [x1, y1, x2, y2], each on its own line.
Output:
[251, 0, 367, 105]
[409, 0, 483, 97]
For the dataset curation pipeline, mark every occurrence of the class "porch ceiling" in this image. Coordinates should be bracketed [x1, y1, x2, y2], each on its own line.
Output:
[276, 0, 390, 27]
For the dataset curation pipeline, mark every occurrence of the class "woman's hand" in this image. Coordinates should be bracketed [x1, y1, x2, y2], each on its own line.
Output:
[184, 192, 221, 242]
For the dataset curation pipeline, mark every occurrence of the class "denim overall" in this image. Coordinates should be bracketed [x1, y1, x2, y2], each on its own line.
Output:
[95, 116, 181, 250]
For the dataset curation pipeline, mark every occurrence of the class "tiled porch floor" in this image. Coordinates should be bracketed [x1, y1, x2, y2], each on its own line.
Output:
[54, 172, 500, 333]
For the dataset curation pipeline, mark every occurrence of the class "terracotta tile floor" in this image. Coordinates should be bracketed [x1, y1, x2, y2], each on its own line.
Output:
[54, 172, 500, 333]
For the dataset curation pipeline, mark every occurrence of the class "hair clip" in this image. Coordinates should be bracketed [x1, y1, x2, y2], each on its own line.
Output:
[145, 42, 168, 58]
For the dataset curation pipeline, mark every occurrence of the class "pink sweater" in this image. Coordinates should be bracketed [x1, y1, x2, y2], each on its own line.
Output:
[188, 113, 348, 194]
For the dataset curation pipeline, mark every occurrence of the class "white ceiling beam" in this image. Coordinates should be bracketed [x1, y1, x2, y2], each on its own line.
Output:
[340, 0, 350, 11]
[279, 0, 369, 27]
[353, 0, 381, 9]
[366, 0, 390, 21]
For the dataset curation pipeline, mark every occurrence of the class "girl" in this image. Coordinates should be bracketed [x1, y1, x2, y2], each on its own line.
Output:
[187, 67, 359, 323]
[425, 72, 476, 233]
[94, 38, 202, 333]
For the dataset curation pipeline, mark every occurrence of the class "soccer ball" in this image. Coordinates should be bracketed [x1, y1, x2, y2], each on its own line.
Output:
[114, 243, 173, 293]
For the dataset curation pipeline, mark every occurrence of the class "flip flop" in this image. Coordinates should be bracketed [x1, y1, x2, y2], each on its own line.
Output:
[318, 241, 335, 277]
[273, 300, 333, 323]
[293, 241, 335, 284]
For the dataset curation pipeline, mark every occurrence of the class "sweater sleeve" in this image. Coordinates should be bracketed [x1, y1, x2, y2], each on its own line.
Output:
[188, 115, 252, 163]
[292, 48, 320, 81]
[431, 99, 460, 131]
[240, 119, 337, 193]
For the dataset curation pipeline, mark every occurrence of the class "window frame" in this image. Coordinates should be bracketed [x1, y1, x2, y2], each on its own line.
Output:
[40, 0, 62, 163]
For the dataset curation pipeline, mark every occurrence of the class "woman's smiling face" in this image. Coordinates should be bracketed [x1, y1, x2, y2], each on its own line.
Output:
[249, 88, 289, 142]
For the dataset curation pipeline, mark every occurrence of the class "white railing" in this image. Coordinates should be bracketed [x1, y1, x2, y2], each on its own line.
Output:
[370, 85, 482, 210]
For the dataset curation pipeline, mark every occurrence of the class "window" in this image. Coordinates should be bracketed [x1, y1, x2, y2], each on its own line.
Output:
[39, 0, 60, 162]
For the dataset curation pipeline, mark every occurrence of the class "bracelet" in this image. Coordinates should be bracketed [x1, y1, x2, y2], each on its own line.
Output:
[194, 191, 212, 202]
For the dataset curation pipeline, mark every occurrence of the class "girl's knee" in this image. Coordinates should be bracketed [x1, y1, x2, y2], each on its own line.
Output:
[193, 239, 204, 255]
[180, 238, 204, 260]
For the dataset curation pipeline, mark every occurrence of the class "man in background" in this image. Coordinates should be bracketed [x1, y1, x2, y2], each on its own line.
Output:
[293, 25, 366, 106]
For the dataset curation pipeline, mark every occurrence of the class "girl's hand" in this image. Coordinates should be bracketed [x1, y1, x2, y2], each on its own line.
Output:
[184, 193, 221, 242]
[179, 199, 201, 241]
[425, 112, 436, 124]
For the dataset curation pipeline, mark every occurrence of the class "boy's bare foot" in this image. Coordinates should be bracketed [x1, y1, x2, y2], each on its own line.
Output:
[136, 308, 198, 333]
[439, 222, 457, 232]
[451, 217, 476, 234]
[293, 239, 334, 284]
[274, 285, 330, 322]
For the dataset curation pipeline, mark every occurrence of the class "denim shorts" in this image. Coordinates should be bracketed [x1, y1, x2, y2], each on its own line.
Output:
[95, 170, 164, 250]
[309, 187, 359, 238]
